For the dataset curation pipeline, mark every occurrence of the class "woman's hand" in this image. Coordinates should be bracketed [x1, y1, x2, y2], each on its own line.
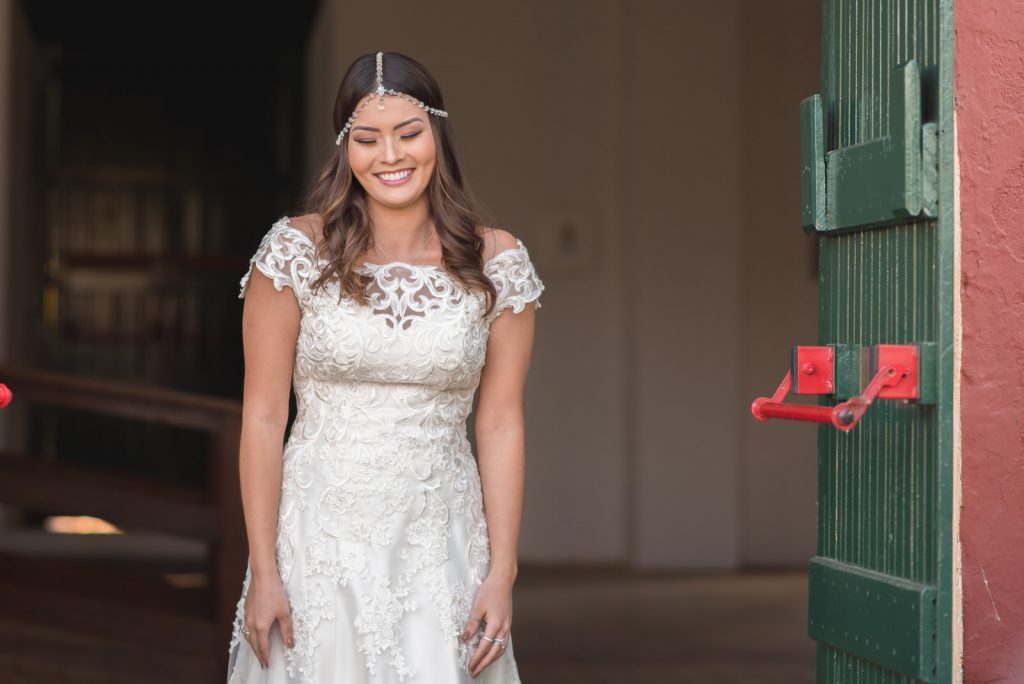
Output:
[243, 574, 295, 669]
[461, 573, 515, 678]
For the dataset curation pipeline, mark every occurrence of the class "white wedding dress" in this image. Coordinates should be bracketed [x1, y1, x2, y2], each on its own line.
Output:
[226, 217, 543, 683]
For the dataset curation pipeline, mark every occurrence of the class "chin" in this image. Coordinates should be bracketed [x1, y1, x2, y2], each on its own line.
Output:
[374, 188, 429, 208]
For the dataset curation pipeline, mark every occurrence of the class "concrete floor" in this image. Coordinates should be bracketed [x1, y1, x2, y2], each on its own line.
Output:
[512, 568, 814, 684]
[0, 567, 814, 683]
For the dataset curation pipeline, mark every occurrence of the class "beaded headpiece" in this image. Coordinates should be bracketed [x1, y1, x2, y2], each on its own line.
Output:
[335, 52, 449, 145]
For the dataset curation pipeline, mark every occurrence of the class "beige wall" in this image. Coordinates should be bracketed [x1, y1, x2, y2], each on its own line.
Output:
[738, 3, 821, 566]
[624, 1, 744, 568]
[305, 0, 820, 569]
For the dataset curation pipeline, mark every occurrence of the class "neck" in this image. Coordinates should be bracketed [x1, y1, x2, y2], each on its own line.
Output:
[367, 196, 435, 255]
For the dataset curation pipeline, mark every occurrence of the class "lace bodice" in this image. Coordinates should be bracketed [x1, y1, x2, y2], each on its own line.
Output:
[226, 216, 542, 683]
[238, 216, 543, 324]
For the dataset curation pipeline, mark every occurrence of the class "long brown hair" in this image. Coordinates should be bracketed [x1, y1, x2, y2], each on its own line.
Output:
[301, 51, 498, 318]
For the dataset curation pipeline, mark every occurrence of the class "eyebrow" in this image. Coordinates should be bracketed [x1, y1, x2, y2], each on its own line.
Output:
[351, 117, 425, 133]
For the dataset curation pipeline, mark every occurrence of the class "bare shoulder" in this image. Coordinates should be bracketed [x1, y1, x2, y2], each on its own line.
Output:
[285, 213, 326, 246]
[479, 226, 520, 263]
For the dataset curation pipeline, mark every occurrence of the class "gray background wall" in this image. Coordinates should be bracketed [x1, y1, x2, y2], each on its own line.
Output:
[305, 0, 821, 570]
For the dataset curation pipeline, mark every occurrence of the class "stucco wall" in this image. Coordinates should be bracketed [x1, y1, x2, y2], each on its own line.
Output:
[955, 1, 1024, 679]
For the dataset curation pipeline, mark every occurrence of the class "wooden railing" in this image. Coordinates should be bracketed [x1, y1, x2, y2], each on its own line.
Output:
[0, 364, 245, 682]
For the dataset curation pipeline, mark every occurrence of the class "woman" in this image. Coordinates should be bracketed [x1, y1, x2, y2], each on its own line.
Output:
[226, 51, 543, 683]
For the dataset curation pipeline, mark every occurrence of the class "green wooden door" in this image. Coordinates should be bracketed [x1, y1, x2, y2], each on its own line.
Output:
[804, 1, 955, 682]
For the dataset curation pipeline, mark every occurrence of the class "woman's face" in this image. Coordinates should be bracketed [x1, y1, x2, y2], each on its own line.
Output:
[347, 94, 438, 211]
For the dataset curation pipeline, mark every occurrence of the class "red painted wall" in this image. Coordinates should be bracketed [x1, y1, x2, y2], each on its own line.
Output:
[956, 2, 1024, 680]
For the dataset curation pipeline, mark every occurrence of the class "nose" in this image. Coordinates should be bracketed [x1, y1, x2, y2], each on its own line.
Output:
[381, 136, 403, 164]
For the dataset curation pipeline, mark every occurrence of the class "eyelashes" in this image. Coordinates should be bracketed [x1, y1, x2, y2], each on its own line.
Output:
[354, 131, 424, 145]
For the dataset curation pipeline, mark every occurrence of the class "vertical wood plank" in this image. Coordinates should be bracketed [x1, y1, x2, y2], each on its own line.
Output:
[813, 0, 951, 675]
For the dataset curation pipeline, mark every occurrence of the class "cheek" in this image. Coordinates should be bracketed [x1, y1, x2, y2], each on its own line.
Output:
[413, 135, 437, 163]
[348, 142, 381, 169]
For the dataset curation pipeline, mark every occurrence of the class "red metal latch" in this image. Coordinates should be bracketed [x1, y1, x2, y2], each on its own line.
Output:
[873, 344, 920, 399]
[751, 344, 918, 432]
[792, 345, 835, 394]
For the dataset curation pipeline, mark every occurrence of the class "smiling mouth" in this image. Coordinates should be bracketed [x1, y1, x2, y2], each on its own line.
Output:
[374, 169, 414, 184]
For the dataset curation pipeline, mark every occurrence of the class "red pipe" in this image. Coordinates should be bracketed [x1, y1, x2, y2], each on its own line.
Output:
[752, 399, 834, 423]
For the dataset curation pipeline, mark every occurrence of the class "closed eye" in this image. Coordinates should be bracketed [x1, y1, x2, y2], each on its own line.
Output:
[354, 131, 424, 145]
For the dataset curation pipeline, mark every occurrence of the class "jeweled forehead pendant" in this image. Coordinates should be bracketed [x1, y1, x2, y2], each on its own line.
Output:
[374, 51, 387, 109]
[335, 51, 450, 146]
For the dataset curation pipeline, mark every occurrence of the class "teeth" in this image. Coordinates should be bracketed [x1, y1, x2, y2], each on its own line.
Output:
[377, 169, 412, 181]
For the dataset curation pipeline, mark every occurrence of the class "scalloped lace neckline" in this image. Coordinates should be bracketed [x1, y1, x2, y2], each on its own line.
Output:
[278, 217, 526, 275]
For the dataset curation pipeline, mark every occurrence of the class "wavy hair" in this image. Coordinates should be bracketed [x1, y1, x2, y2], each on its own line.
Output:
[300, 51, 498, 318]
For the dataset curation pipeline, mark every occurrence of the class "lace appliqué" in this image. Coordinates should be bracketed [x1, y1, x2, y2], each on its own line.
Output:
[484, 239, 545, 324]
[358, 263, 467, 331]
[238, 217, 318, 301]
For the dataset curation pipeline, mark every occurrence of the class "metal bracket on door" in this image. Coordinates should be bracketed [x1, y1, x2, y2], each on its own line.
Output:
[751, 344, 933, 431]
[801, 58, 938, 233]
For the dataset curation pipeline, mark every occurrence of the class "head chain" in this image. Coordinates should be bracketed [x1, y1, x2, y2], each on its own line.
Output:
[336, 52, 449, 145]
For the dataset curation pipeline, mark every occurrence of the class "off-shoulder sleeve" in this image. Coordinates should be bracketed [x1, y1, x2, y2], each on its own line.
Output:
[238, 218, 316, 301]
[483, 237, 545, 324]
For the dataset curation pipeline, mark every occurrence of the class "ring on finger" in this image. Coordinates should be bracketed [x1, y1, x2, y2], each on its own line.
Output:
[481, 634, 507, 649]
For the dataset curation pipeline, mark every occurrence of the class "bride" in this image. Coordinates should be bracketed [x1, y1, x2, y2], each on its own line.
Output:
[228, 50, 544, 683]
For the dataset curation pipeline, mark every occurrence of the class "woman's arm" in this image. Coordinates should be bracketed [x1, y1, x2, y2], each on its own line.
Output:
[473, 301, 535, 581]
[240, 266, 299, 580]
[238, 266, 301, 666]
[463, 229, 539, 677]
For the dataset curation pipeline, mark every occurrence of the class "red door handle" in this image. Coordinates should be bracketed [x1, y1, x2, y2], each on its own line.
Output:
[752, 364, 906, 431]
[0, 383, 11, 409]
